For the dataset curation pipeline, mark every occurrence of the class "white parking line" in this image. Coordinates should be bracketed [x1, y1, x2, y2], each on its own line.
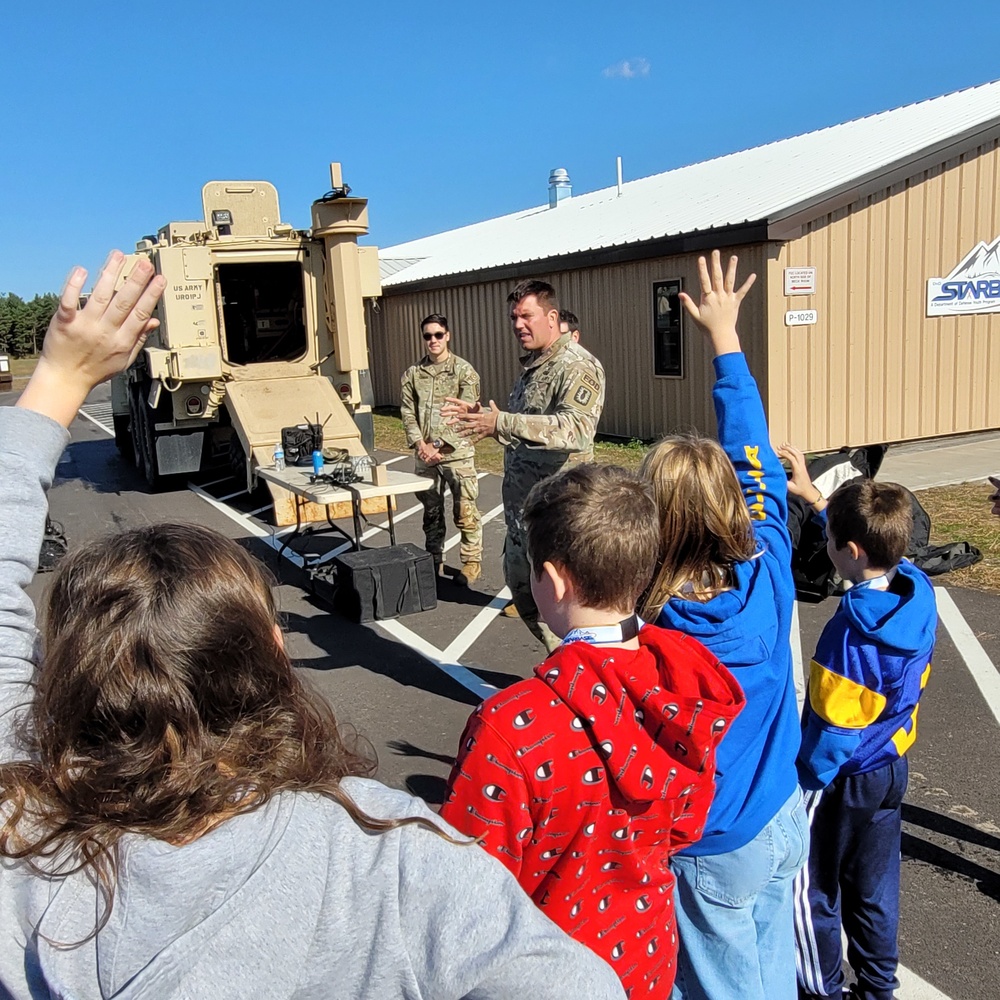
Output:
[299, 497, 426, 568]
[791, 600, 806, 712]
[74, 403, 502, 696]
[374, 618, 498, 701]
[187, 482, 305, 568]
[838, 930, 951, 1000]
[78, 409, 114, 435]
[443, 502, 505, 553]
[934, 586, 1000, 728]
[898, 965, 952, 1000]
[443, 588, 513, 661]
[187, 472, 503, 703]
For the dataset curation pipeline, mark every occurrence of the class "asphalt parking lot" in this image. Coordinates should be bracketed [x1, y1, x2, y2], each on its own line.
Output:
[8, 383, 999, 999]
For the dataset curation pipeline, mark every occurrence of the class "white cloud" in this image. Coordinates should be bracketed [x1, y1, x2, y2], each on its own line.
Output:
[602, 57, 650, 79]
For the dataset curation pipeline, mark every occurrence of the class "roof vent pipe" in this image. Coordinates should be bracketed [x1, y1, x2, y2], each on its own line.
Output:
[616, 156, 623, 197]
[548, 168, 572, 208]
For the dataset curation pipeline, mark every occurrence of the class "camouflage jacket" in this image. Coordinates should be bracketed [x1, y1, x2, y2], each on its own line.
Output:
[400, 352, 480, 461]
[496, 333, 605, 515]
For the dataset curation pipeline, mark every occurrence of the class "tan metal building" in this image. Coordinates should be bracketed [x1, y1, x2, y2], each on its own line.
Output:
[368, 81, 1000, 451]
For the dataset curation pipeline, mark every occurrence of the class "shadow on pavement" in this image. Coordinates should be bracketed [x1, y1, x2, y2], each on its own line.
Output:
[465, 662, 527, 691]
[282, 601, 483, 708]
[405, 774, 449, 806]
[902, 831, 1000, 901]
[436, 573, 497, 608]
[387, 739, 457, 767]
[902, 802, 1000, 901]
[58, 437, 152, 495]
[903, 803, 1000, 852]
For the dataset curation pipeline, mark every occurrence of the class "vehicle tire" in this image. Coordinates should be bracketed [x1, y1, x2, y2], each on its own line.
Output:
[113, 413, 135, 465]
[131, 381, 162, 489]
[139, 396, 162, 489]
[228, 430, 248, 488]
[128, 384, 144, 469]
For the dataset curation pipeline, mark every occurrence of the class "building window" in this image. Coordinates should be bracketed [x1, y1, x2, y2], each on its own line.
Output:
[652, 279, 684, 378]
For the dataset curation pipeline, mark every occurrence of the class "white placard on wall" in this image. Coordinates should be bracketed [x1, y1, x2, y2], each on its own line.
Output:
[785, 309, 817, 327]
[783, 267, 817, 296]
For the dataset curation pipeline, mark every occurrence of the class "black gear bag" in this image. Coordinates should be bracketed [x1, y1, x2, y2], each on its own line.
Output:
[311, 543, 437, 622]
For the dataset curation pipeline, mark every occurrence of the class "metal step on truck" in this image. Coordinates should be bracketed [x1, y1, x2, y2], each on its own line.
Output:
[111, 163, 382, 524]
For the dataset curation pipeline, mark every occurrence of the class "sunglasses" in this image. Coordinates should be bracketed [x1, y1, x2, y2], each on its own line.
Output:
[422, 331, 447, 341]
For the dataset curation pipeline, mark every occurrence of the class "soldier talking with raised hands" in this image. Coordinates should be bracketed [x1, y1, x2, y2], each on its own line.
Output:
[442, 280, 605, 651]
[401, 314, 483, 583]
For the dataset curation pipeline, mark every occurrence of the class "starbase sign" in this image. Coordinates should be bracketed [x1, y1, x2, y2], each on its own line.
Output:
[927, 236, 1000, 316]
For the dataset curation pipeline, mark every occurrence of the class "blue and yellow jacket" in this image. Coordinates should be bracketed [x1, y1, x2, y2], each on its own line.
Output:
[797, 560, 937, 790]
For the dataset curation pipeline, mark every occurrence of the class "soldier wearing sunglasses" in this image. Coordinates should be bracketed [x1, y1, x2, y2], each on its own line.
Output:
[400, 315, 483, 584]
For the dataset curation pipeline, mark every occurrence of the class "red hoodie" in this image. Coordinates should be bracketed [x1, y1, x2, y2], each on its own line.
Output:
[441, 625, 744, 998]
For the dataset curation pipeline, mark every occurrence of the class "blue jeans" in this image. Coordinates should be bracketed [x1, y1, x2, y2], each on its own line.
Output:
[670, 788, 810, 1000]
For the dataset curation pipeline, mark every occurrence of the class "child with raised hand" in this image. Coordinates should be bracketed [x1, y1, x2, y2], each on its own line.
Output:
[640, 251, 808, 1000]
[0, 252, 627, 1000]
[441, 462, 745, 998]
[777, 441, 828, 513]
[794, 480, 936, 1000]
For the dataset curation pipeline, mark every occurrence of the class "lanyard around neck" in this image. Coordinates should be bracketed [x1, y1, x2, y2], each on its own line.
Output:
[561, 615, 642, 646]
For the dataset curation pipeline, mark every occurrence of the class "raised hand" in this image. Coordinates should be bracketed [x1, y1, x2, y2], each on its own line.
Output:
[777, 442, 825, 509]
[679, 250, 756, 357]
[18, 251, 166, 427]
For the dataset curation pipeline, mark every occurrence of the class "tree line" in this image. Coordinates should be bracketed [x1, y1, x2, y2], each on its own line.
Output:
[0, 292, 59, 357]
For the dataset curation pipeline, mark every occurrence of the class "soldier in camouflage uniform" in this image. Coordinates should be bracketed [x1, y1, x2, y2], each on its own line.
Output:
[400, 314, 483, 583]
[443, 281, 605, 651]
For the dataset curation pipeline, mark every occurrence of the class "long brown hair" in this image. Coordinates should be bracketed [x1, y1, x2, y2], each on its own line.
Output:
[640, 434, 758, 617]
[0, 523, 454, 931]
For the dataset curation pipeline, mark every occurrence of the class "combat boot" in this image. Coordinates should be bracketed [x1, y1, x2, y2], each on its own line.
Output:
[461, 561, 481, 585]
[500, 600, 520, 618]
[433, 555, 446, 578]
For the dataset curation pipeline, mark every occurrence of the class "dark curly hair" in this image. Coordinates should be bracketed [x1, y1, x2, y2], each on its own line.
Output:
[0, 523, 453, 936]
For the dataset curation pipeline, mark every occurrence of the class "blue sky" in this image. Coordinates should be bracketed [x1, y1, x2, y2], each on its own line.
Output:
[4, 1, 1000, 297]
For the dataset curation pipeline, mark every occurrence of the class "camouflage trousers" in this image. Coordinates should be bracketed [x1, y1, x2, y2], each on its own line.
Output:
[503, 522, 560, 654]
[416, 457, 483, 565]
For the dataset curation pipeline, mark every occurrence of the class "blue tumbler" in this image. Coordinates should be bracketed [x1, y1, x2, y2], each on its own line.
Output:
[312, 449, 324, 476]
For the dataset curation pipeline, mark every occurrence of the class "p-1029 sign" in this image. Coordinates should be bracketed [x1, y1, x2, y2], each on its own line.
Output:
[784, 309, 817, 327]
[927, 236, 1000, 316]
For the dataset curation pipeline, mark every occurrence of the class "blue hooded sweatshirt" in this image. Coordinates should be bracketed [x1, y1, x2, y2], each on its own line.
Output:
[656, 353, 801, 856]
[797, 560, 937, 790]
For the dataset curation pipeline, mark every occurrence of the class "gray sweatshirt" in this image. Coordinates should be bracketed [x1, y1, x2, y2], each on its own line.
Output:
[0, 404, 626, 1000]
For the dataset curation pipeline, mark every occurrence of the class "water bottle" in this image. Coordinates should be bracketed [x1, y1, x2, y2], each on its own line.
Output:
[312, 449, 324, 476]
[272, 444, 285, 471]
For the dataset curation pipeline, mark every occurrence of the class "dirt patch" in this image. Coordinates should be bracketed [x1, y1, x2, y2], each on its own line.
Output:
[374, 407, 648, 476]
[5, 356, 38, 391]
[916, 481, 1000, 594]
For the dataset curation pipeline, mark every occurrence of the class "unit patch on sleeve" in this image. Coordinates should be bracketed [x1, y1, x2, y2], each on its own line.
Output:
[565, 369, 602, 412]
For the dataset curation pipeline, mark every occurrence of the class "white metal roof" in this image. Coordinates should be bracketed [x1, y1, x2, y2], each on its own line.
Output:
[379, 80, 1000, 287]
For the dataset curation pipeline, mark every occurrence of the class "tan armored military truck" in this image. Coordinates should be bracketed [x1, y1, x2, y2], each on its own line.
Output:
[111, 164, 380, 520]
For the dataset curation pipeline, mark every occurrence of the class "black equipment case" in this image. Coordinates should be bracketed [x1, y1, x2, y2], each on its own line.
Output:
[312, 543, 437, 623]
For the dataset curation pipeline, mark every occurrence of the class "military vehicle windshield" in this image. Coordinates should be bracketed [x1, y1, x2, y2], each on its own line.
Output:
[217, 261, 307, 365]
